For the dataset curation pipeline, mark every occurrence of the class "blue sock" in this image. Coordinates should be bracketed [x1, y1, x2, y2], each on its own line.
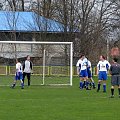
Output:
[86, 81, 89, 88]
[92, 82, 95, 86]
[21, 83, 24, 88]
[82, 81, 86, 88]
[98, 83, 101, 90]
[103, 84, 106, 92]
[80, 81, 83, 89]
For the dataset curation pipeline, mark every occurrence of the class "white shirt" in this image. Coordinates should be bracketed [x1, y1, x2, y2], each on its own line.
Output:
[76, 58, 88, 70]
[24, 60, 31, 73]
[88, 60, 91, 67]
[16, 62, 22, 72]
[97, 60, 111, 72]
[87, 60, 91, 71]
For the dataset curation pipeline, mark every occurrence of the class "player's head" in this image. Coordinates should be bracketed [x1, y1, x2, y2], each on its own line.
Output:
[113, 57, 118, 63]
[80, 54, 85, 60]
[100, 55, 106, 61]
[26, 55, 30, 61]
[16, 59, 19, 63]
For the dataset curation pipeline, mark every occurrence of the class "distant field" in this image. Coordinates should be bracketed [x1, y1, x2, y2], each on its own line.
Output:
[0, 76, 119, 120]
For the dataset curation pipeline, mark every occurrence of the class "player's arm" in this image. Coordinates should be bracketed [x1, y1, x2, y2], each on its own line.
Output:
[23, 62, 25, 71]
[30, 61, 33, 70]
[109, 65, 112, 75]
[87, 61, 91, 68]
[77, 66, 80, 75]
[96, 62, 100, 75]
[76, 60, 81, 75]
[107, 61, 111, 70]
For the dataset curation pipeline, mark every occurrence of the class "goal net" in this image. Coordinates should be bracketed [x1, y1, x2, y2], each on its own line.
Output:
[0, 41, 73, 86]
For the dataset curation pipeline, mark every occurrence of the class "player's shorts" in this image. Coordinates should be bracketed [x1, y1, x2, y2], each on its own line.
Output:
[15, 72, 23, 80]
[98, 71, 107, 80]
[111, 75, 120, 86]
[80, 69, 88, 77]
[87, 70, 92, 78]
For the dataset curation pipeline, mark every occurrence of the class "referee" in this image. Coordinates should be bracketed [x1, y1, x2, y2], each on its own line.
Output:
[23, 55, 33, 86]
[110, 58, 120, 98]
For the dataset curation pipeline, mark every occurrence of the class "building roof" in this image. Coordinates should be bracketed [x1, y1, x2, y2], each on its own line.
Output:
[0, 11, 64, 32]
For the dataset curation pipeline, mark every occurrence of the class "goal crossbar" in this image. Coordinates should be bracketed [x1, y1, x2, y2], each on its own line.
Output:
[0, 41, 72, 45]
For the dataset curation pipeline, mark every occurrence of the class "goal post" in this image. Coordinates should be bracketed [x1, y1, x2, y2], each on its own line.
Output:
[0, 41, 73, 86]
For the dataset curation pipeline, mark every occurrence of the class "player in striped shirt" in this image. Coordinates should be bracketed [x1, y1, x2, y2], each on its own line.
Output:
[97, 55, 111, 92]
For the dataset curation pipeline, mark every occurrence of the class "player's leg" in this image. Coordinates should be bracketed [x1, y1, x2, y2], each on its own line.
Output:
[117, 76, 120, 98]
[90, 77, 96, 89]
[86, 77, 91, 90]
[20, 80, 24, 89]
[79, 76, 83, 89]
[110, 75, 116, 97]
[81, 70, 88, 89]
[103, 80, 107, 92]
[79, 70, 85, 89]
[84, 71, 90, 90]
[118, 85, 120, 98]
[20, 72, 24, 89]
[97, 72, 102, 92]
[27, 73, 31, 86]
[78, 72, 83, 89]
[87, 70, 95, 89]
[11, 80, 17, 88]
[11, 73, 17, 88]
[111, 86, 114, 98]
[87, 70, 92, 89]
[97, 80, 102, 92]
[22, 72, 26, 84]
[79, 78, 83, 89]
[102, 72, 107, 92]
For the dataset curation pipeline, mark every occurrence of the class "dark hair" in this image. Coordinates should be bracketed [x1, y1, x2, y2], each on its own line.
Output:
[80, 54, 85, 58]
[16, 58, 20, 62]
[113, 58, 118, 62]
[26, 55, 30, 58]
[101, 55, 106, 60]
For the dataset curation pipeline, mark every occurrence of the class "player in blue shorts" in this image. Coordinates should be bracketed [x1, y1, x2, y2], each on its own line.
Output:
[97, 55, 111, 92]
[11, 59, 24, 89]
[76, 54, 90, 90]
[87, 59, 96, 89]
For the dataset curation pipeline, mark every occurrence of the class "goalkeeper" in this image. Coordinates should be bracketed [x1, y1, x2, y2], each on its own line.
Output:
[11, 59, 24, 89]
[110, 58, 120, 98]
[22, 55, 33, 86]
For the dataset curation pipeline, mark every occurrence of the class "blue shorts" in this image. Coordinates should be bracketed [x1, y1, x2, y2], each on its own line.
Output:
[15, 72, 23, 80]
[98, 71, 107, 80]
[80, 70, 88, 77]
[87, 69, 92, 78]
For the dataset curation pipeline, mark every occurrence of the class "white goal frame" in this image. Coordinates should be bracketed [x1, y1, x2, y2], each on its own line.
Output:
[0, 41, 73, 86]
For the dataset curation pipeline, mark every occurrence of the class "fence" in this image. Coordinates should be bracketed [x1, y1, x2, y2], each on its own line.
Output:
[0, 65, 106, 76]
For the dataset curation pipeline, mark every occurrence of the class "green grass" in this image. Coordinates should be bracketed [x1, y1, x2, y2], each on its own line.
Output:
[0, 76, 119, 120]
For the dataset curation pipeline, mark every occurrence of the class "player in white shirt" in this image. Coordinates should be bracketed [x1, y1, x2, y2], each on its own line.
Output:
[97, 55, 111, 92]
[11, 59, 24, 89]
[76, 54, 90, 90]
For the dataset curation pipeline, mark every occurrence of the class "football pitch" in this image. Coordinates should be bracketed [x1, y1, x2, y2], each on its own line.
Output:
[0, 76, 119, 120]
